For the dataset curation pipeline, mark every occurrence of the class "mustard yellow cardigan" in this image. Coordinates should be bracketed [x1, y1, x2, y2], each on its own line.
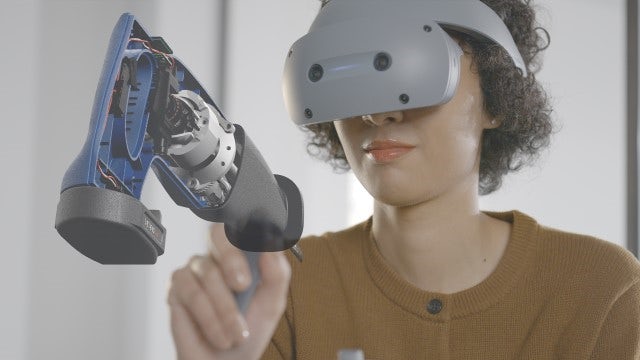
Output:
[263, 210, 640, 359]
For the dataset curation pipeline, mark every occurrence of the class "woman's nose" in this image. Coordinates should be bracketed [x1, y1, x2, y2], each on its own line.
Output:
[361, 110, 404, 126]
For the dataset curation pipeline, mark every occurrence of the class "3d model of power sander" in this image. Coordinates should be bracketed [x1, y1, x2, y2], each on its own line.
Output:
[54, 13, 303, 310]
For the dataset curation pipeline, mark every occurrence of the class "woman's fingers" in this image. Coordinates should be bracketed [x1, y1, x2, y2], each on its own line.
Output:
[169, 262, 235, 350]
[169, 299, 213, 360]
[209, 223, 253, 292]
[243, 251, 291, 350]
[189, 255, 250, 345]
[167, 223, 293, 360]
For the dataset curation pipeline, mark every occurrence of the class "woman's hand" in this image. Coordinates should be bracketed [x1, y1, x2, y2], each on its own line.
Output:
[167, 223, 291, 360]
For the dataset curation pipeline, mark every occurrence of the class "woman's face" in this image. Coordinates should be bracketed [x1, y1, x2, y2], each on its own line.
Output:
[333, 45, 495, 207]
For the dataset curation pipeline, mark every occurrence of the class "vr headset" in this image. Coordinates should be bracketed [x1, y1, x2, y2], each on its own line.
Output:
[283, 0, 527, 126]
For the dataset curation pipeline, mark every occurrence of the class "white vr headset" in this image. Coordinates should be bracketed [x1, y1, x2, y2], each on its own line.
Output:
[282, 0, 527, 126]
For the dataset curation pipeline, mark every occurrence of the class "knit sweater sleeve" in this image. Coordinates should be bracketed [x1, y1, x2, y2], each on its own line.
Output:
[589, 280, 640, 359]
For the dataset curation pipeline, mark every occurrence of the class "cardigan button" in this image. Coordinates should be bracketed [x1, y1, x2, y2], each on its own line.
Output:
[427, 298, 443, 314]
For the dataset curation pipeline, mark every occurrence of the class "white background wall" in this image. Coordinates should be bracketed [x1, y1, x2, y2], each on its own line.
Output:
[0, 0, 629, 359]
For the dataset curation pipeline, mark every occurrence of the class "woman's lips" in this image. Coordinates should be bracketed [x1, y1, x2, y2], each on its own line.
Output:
[366, 148, 414, 163]
[363, 140, 415, 163]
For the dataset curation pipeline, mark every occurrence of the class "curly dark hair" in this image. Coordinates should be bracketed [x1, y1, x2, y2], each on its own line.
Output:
[302, 0, 554, 195]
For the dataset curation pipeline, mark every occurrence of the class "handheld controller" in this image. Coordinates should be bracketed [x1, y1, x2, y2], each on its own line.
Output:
[54, 13, 303, 312]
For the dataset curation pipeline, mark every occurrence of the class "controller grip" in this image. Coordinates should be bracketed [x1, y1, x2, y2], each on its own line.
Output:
[235, 251, 261, 314]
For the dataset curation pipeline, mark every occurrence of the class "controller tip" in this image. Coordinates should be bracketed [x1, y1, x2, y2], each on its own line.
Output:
[289, 244, 303, 262]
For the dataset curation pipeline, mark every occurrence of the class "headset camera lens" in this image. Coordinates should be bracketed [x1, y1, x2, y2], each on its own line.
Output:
[374, 53, 391, 71]
[308, 64, 324, 82]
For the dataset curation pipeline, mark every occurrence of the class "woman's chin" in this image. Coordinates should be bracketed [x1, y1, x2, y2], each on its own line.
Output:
[371, 189, 433, 208]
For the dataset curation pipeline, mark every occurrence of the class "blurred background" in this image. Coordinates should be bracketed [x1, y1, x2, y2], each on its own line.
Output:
[0, 0, 634, 359]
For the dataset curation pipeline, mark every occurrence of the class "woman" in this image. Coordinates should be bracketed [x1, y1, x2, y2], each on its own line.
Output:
[167, 0, 640, 359]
